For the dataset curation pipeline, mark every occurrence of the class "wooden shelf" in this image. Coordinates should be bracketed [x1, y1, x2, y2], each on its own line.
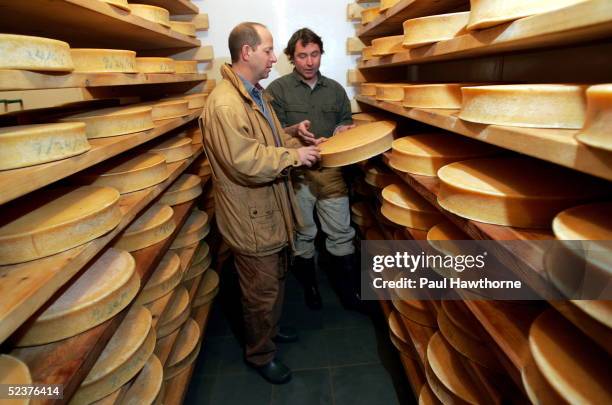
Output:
[0, 149, 202, 345]
[10, 199, 196, 405]
[0, 0, 200, 50]
[358, 0, 612, 67]
[357, 0, 468, 43]
[357, 96, 612, 182]
[134, 0, 199, 15]
[0, 109, 203, 205]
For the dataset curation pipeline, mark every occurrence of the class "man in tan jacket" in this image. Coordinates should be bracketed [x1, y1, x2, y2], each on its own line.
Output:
[203, 22, 320, 385]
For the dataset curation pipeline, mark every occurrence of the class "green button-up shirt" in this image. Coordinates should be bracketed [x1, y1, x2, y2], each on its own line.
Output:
[266, 70, 353, 139]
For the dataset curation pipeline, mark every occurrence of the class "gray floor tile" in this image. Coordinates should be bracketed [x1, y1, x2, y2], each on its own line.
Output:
[184, 374, 215, 405]
[209, 373, 272, 405]
[331, 364, 401, 405]
[277, 330, 329, 370]
[272, 369, 332, 405]
[281, 302, 325, 331]
[326, 327, 380, 367]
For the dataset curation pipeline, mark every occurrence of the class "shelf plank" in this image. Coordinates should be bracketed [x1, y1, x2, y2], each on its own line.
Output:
[359, 0, 612, 67]
[0, 149, 201, 345]
[0, 0, 200, 50]
[10, 199, 196, 405]
[357, 0, 468, 43]
[0, 109, 202, 205]
[134, 0, 199, 15]
[356, 96, 612, 182]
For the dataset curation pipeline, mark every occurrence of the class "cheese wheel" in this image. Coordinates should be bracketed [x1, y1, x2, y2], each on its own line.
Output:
[388, 311, 416, 356]
[529, 310, 612, 404]
[136, 251, 182, 305]
[79, 152, 168, 194]
[158, 286, 190, 338]
[159, 174, 202, 206]
[135, 57, 175, 74]
[0, 34, 73, 72]
[522, 351, 566, 405]
[438, 157, 608, 228]
[380, 0, 401, 11]
[352, 112, 386, 126]
[183, 243, 211, 282]
[362, 46, 375, 61]
[174, 60, 198, 74]
[184, 125, 204, 145]
[0, 123, 90, 170]
[402, 12, 469, 49]
[122, 355, 163, 405]
[360, 83, 379, 97]
[183, 93, 207, 109]
[376, 83, 411, 102]
[467, 0, 588, 31]
[0, 186, 122, 265]
[115, 204, 176, 252]
[100, 0, 130, 11]
[381, 183, 442, 230]
[319, 121, 396, 167]
[361, 7, 380, 24]
[402, 83, 468, 109]
[191, 155, 211, 177]
[134, 99, 189, 121]
[389, 134, 497, 176]
[364, 164, 398, 188]
[372, 35, 405, 56]
[0, 355, 32, 405]
[419, 384, 442, 405]
[60, 106, 155, 139]
[459, 84, 588, 129]
[576, 84, 612, 151]
[171, 209, 210, 249]
[148, 136, 193, 163]
[165, 318, 200, 379]
[193, 270, 220, 307]
[129, 4, 171, 27]
[392, 298, 437, 328]
[71, 49, 137, 73]
[169, 21, 196, 37]
[16, 248, 138, 346]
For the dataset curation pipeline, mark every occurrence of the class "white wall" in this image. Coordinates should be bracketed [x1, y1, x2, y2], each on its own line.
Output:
[192, 0, 359, 98]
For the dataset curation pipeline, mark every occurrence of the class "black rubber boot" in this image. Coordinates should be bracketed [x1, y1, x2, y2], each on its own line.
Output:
[248, 359, 292, 384]
[329, 253, 362, 310]
[291, 256, 322, 310]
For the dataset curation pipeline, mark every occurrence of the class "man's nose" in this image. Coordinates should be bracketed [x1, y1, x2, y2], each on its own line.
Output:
[270, 52, 277, 63]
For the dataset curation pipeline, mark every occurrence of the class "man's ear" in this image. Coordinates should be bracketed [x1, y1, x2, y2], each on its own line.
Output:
[241, 44, 251, 62]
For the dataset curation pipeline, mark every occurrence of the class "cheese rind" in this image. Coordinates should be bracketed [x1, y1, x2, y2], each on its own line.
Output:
[0, 123, 90, 170]
[419, 385, 441, 405]
[361, 7, 380, 24]
[100, 0, 130, 11]
[576, 84, 612, 151]
[159, 174, 202, 206]
[0, 34, 73, 72]
[122, 355, 163, 405]
[169, 21, 196, 37]
[402, 83, 466, 109]
[171, 209, 210, 249]
[362, 46, 374, 61]
[166, 318, 199, 369]
[364, 164, 398, 188]
[135, 57, 176, 74]
[60, 106, 155, 139]
[381, 183, 442, 230]
[459, 84, 588, 129]
[402, 12, 469, 48]
[392, 298, 437, 327]
[388, 311, 416, 356]
[158, 287, 190, 338]
[352, 112, 385, 126]
[115, 203, 176, 252]
[0, 186, 122, 265]
[136, 251, 183, 305]
[0, 355, 32, 400]
[148, 136, 193, 163]
[371, 35, 405, 56]
[174, 60, 198, 74]
[193, 270, 219, 305]
[71, 49, 137, 73]
[376, 83, 411, 102]
[380, 0, 401, 11]
[129, 4, 171, 27]
[136, 99, 189, 120]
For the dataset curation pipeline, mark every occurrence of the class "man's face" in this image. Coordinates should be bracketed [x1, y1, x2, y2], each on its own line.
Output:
[248, 26, 277, 82]
[293, 40, 321, 81]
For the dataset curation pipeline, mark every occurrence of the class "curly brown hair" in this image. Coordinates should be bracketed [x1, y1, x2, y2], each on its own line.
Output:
[284, 28, 324, 64]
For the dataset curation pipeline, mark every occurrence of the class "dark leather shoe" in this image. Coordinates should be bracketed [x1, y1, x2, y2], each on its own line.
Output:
[250, 359, 292, 384]
[304, 285, 322, 310]
[272, 326, 298, 343]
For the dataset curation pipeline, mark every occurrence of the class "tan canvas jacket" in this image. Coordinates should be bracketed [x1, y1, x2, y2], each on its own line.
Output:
[203, 64, 303, 256]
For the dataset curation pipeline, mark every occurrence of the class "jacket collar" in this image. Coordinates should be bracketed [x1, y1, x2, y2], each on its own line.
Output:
[221, 63, 260, 105]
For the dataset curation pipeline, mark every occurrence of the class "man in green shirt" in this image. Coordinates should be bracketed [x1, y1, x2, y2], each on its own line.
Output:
[267, 28, 360, 310]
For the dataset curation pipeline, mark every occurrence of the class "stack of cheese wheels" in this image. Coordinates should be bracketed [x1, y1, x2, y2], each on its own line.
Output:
[352, 112, 386, 126]
[438, 301, 502, 371]
[362, 46, 375, 61]
[419, 384, 442, 405]
[166, 93, 207, 110]
[467, 0, 588, 31]
[380, 0, 401, 11]
[388, 310, 418, 358]
[70, 49, 137, 73]
[402, 12, 469, 48]
[148, 136, 194, 163]
[121, 355, 164, 405]
[190, 155, 211, 177]
[437, 157, 607, 228]
[136, 251, 182, 305]
[427, 221, 472, 280]
[364, 164, 398, 188]
[426, 332, 488, 404]
[183, 242, 211, 283]
[551, 202, 612, 329]
[100, 0, 130, 11]
[576, 84, 612, 151]
[361, 6, 380, 24]
[174, 60, 198, 74]
[390, 133, 497, 176]
[458, 84, 588, 128]
[381, 183, 442, 230]
[0, 34, 73, 71]
[184, 125, 204, 145]
[79, 152, 169, 194]
[360, 83, 378, 97]
[129, 4, 171, 27]
[135, 57, 175, 73]
[159, 174, 202, 205]
[0, 355, 32, 404]
[319, 121, 396, 167]
[164, 318, 201, 379]
[71, 306, 155, 405]
[392, 283, 438, 327]
[402, 83, 471, 109]
[528, 309, 612, 404]
[376, 83, 412, 102]
[60, 105, 155, 139]
[157, 286, 190, 338]
[115, 203, 176, 251]
[169, 21, 196, 37]
[138, 99, 189, 120]
[351, 201, 375, 228]
[170, 209, 210, 249]
[0, 186, 122, 265]
[193, 269, 220, 307]
[372, 35, 405, 56]
[16, 248, 138, 346]
[0, 123, 90, 170]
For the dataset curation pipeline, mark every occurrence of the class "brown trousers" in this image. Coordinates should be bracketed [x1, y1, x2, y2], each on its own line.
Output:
[234, 249, 288, 366]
